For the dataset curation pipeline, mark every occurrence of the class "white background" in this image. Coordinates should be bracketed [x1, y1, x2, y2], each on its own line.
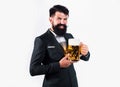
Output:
[0, 0, 120, 87]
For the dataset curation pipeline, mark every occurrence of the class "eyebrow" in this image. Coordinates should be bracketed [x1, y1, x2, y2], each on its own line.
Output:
[57, 16, 68, 19]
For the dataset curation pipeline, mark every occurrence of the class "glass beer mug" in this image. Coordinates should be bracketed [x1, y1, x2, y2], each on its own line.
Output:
[66, 38, 81, 61]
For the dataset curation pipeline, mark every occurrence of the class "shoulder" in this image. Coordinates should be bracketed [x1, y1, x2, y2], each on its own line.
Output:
[35, 29, 54, 43]
[36, 30, 50, 40]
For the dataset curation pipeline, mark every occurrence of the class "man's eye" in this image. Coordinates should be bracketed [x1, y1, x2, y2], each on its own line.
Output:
[58, 18, 61, 20]
[64, 19, 67, 20]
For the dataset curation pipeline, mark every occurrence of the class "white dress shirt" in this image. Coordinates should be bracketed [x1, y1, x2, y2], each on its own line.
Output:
[49, 29, 66, 50]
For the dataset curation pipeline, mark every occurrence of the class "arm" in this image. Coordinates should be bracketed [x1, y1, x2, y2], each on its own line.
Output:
[29, 37, 60, 76]
[80, 51, 90, 61]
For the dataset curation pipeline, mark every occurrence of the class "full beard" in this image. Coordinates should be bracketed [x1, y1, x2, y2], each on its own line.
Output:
[52, 24, 67, 36]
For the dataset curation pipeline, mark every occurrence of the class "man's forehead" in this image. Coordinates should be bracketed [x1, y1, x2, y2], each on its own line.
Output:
[54, 12, 68, 18]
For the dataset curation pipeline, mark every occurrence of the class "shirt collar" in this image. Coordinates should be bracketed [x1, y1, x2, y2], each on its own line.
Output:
[49, 29, 57, 37]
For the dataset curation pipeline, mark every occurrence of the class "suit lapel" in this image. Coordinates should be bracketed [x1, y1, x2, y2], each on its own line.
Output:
[64, 34, 69, 49]
[47, 30, 65, 54]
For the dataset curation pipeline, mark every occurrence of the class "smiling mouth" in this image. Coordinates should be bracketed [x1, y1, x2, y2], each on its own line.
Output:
[59, 25, 64, 29]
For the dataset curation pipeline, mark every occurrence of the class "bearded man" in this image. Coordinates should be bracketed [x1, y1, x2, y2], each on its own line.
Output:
[30, 5, 90, 87]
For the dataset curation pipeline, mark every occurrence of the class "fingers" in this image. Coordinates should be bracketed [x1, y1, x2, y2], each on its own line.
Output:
[59, 54, 73, 68]
[80, 42, 89, 56]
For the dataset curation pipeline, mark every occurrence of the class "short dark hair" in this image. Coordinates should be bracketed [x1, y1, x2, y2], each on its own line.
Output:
[49, 5, 69, 17]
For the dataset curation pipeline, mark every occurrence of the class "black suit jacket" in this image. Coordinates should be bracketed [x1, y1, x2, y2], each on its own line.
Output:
[30, 29, 90, 87]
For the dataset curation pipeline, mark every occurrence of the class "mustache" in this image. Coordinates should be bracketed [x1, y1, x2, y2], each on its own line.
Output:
[53, 24, 67, 28]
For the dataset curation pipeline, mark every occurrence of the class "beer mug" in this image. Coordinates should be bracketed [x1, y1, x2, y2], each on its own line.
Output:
[66, 38, 81, 61]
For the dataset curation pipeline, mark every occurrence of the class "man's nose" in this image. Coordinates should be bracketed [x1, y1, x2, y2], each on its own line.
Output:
[60, 20, 66, 24]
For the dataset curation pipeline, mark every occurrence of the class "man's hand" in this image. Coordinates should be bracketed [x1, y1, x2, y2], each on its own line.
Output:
[80, 42, 89, 56]
[59, 54, 73, 68]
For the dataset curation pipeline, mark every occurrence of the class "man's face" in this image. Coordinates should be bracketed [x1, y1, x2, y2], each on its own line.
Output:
[49, 11, 69, 36]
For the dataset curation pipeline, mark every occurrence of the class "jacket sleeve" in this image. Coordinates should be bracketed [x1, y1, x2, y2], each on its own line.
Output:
[80, 51, 90, 61]
[29, 37, 60, 76]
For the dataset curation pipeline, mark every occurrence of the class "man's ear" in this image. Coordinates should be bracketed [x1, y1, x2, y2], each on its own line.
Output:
[49, 17, 53, 23]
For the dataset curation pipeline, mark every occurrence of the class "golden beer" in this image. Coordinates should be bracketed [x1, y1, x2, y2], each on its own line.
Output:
[66, 39, 81, 61]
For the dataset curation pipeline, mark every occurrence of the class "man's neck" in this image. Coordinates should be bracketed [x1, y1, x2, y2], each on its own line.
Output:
[49, 28, 57, 37]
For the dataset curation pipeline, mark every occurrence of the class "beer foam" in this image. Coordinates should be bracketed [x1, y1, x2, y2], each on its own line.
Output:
[68, 39, 80, 45]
